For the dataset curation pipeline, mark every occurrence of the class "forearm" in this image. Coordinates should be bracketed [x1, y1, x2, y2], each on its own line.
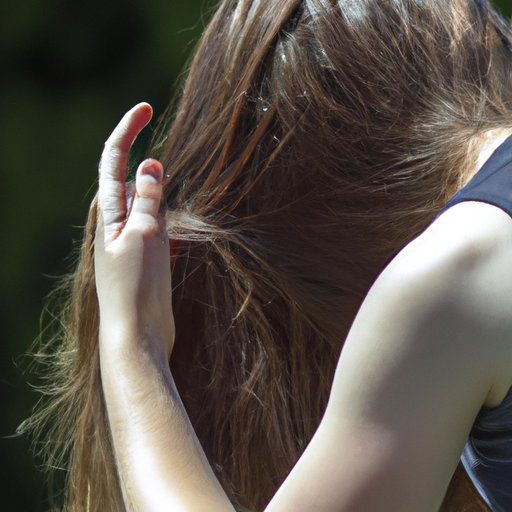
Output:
[94, 104, 235, 512]
[99, 325, 235, 512]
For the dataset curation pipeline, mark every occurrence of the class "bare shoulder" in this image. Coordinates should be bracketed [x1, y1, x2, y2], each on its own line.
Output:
[388, 201, 512, 285]
[374, 200, 512, 405]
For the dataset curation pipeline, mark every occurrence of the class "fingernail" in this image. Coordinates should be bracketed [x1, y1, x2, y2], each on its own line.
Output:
[142, 160, 162, 180]
[141, 102, 153, 117]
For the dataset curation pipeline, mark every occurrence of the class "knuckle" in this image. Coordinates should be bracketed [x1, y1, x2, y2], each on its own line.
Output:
[134, 196, 159, 214]
[130, 214, 160, 234]
[136, 175, 162, 199]
[102, 129, 126, 154]
[102, 144, 123, 163]
[98, 183, 124, 209]
[102, 137, 114, 154]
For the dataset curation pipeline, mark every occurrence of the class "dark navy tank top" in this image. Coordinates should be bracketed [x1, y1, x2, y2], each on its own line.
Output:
[435, 135, 512, 512]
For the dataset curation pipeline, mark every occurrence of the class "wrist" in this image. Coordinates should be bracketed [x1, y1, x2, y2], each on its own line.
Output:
[99, 319, 172, 366]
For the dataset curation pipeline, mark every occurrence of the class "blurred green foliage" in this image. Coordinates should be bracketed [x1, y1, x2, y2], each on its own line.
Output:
[2, 1, 511, 510]
[496, 0, 511, 16]
[1, 1, 211, 509]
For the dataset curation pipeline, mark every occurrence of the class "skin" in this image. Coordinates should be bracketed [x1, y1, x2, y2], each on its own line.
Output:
[95, 103, 512, 512]
[96, 103, 233, 512]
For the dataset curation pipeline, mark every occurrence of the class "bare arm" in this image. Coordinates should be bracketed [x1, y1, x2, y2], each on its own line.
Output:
[95, 105, 512, 512]
[266, 203, 512, 512]
[95, 104, 234, 512]
[99, 341, 234, 512]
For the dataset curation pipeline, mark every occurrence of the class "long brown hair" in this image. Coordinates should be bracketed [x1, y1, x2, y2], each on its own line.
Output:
[21, 1, 512, 510]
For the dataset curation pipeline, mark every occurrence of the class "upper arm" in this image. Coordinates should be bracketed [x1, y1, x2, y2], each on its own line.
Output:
[266, 203, 512, 512]
[316, 257, 492, 512]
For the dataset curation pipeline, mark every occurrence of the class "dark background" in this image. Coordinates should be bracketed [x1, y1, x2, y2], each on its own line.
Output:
[2, 1, 511, 510]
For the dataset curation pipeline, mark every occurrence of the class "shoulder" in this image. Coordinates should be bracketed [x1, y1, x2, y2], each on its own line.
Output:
[372, 200, 512, 405]
[387, 201, 512, 284]
[387, 200, 512, 329]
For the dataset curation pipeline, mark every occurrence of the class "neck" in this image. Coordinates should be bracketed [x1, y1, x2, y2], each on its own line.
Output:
[476, 128, 512, 170]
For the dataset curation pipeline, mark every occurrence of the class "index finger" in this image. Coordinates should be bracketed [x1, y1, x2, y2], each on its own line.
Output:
[99, 102, 153, 243]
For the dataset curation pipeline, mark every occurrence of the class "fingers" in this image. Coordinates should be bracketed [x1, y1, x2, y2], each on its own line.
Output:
[99, 102, 153, 243]
[124, 159, 164, 234]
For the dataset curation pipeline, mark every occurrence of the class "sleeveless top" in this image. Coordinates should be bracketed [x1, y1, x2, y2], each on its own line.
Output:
[435, 136, 512, 512]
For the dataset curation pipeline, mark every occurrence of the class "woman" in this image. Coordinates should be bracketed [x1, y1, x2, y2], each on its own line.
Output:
[25, 0, 512, 510]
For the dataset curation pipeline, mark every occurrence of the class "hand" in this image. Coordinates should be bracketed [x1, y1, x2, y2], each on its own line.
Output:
[94, 103, 174, 361]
